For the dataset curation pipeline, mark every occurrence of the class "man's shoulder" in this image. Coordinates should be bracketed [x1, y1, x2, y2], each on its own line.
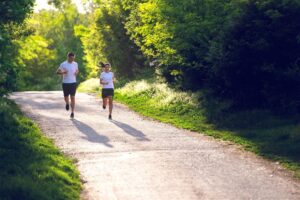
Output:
[60, 61, 66, 65]
[72, 62, 78, 68]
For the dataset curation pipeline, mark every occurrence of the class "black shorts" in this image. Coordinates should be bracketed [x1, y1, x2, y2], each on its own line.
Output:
[62, 83, 77, 97]
[102, 88, 114, 98]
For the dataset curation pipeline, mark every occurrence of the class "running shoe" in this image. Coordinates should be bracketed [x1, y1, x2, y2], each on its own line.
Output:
[103, 105, 106, 109]
[70, 112, 74, 119]
[108, 114, 112, 120]
[66, 104, 69, 111]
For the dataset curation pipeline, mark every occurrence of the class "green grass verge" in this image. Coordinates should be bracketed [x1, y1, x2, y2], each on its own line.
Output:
[77, 78, 101, 93]
[0, 98, 82, 200]
[79, 78, 300, 178]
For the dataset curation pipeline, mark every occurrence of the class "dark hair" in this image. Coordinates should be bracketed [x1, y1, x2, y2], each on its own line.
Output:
[67, 52, 75, 57]
[98, 62, 110, 67]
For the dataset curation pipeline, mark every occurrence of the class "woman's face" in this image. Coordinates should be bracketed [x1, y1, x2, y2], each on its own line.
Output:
[104, 65, 110, 72]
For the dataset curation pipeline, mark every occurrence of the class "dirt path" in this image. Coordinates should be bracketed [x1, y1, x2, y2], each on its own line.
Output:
[10, 91, 300, 200]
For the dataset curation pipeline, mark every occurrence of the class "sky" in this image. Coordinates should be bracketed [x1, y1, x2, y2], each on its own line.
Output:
[34, 0, 85, 13]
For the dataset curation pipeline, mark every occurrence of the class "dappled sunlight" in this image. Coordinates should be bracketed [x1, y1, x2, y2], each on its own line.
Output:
[77, 78, 100, 93]
[119, 80, 152, 95]
[118, 80, 197, 106]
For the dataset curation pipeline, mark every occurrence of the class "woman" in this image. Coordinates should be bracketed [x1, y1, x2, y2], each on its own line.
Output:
[100, 63, 115, 120]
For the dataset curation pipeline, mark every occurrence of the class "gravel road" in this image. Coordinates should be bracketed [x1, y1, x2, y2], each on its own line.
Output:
[10, 91, 300, 200]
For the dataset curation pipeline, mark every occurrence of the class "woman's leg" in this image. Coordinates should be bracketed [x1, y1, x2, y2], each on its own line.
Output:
[70, 96, 75, 113]
[108, 96, 113, 116]
[103, 97, 108, 109]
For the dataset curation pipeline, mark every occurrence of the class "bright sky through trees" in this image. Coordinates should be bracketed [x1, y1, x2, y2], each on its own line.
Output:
[34, 0, 85, 13]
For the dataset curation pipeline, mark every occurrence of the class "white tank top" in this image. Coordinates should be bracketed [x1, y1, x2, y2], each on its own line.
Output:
[100, 72, 114, 89]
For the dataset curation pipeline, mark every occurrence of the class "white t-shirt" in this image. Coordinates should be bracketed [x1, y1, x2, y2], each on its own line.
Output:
[100, 72, 114, 89]
[59, 61, 78, 83]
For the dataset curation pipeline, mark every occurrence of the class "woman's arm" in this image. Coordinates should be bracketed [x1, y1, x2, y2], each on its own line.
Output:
[100, 78, 108, 85]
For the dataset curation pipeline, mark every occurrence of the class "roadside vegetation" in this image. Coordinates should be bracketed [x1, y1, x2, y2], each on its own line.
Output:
[1, 1, 82, 199]
[0, 98, 82, 199]
[1, 0, 300, 196]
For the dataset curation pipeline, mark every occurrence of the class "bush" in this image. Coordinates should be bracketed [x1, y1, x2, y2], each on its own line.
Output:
[211, 0, 300, 113]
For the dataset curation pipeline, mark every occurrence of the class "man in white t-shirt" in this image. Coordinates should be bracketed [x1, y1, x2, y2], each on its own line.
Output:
[56, 52, 79, 119]
[100, 63, 115, 120]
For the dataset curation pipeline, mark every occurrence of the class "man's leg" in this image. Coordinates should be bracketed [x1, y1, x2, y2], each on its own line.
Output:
[64, 96, 70, 110]
[64, 96, 70, 105]
[69, 83, 77, 118]
[63, 83, 70, 110]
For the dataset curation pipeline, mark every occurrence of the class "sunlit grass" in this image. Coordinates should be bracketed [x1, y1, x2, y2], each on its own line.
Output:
[118, 80, 197, 106]
[77, 78, 100, 93]
[0, 98, 82, 199]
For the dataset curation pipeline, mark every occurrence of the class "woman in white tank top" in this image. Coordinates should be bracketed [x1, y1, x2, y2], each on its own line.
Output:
[100, 63, 115, 120]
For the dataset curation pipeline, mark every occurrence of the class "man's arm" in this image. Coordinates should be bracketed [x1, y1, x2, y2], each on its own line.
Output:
[74, 63, 79, 76]
[56, 67, 67, 75]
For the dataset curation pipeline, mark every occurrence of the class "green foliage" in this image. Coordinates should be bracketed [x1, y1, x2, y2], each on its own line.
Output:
[16, 35, 58, 90]
[210, 0, 300, 112]
[74, 22, 105, 77]
[0, 97, 82, 199]
[14, 1, 88, 91]
[0, 0, 34, 96]
[75, 0, 147, 78]
[107, 0, 300, 113]
[123, 0, 242, 89]
[4, 0, 298, 114]
[0, 0, 34, 24]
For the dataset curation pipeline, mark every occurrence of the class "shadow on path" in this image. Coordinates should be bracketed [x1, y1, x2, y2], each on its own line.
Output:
[72, 119, 113, 148]
[110, 120, 150, 141]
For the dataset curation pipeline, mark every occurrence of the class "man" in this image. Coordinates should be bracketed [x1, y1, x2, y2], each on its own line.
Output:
[100, 63, 115, 120]
[56, 52, 79, 118]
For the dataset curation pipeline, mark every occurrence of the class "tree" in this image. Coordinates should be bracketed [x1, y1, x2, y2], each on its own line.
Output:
[212, 0, 300, 112]
[124, 0, 241, 89]
[16, 0, 88, 90]
[75, 0, 146, 79]
[0, 0, 34, 95]
[16, 35, 57, 90]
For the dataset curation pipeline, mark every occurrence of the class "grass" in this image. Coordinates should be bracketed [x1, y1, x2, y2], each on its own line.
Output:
[77, 78, 101, 93]
[0, 97, 82, 200]
[79, 78, 300, 178]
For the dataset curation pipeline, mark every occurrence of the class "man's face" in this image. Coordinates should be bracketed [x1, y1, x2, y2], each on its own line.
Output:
[67, 55, 75, 62]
